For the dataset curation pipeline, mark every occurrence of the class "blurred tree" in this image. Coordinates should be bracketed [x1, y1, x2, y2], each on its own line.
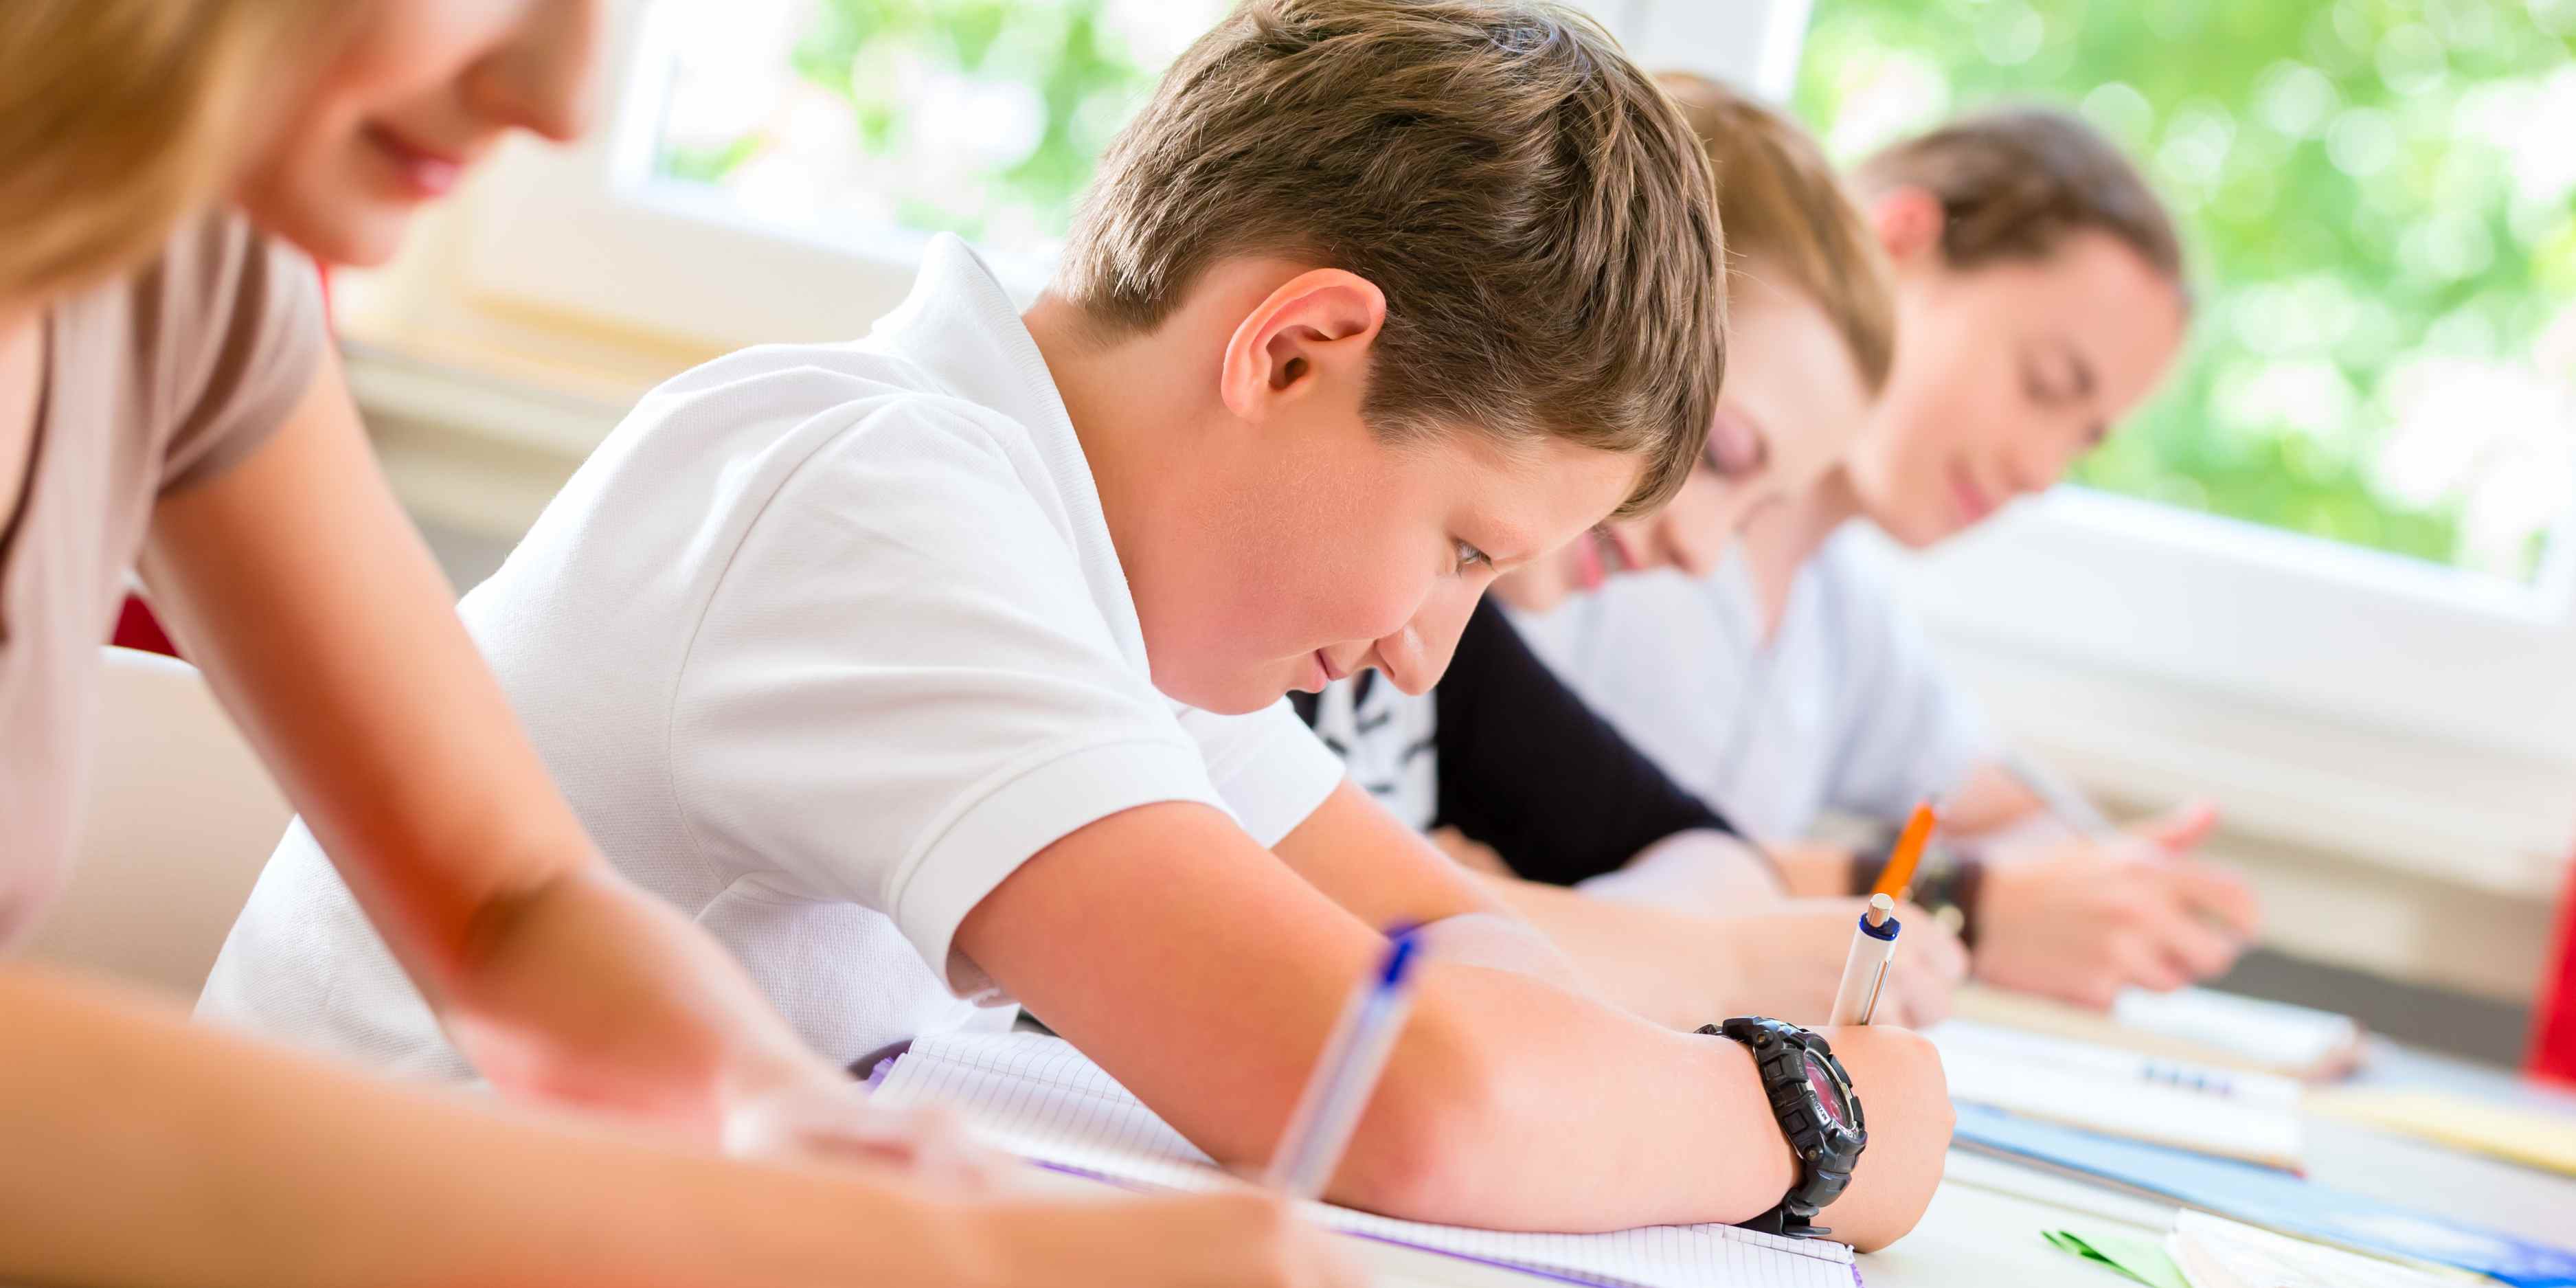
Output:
[655, 0, 1195, 248]
[1798, 0, 2576, 579]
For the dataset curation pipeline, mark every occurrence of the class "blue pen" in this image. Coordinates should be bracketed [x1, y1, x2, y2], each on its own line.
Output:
[1263, 926, 1426, 1199]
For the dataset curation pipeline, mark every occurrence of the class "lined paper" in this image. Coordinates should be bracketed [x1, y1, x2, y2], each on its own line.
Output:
[874, 1030, 1859, 1288]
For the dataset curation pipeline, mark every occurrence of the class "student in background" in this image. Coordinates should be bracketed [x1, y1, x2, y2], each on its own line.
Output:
[1297, 74, 1969, 1030]
[205, 0, 1955, 1247]
[1504, 109, 2265, 1010]
[0, 3, 1355, 1284]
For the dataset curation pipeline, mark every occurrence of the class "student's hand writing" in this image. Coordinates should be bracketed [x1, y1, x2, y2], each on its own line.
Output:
[971, 1189, 1369, 1288]
[1721, 899, 1968, 1029]
[2109, 801, 2224, 859]
[1808, 1024, 1952, 1252]
[723, 1074, 1011, 1192]
[1972, 828, 2261, 1008]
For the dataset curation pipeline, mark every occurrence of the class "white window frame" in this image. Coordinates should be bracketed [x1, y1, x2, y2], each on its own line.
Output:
[441, 0, 2576, 885]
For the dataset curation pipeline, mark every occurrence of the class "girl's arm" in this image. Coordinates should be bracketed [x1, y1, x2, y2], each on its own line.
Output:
[0, 964, 1357, 1288]
[137, 349, 835, 1134]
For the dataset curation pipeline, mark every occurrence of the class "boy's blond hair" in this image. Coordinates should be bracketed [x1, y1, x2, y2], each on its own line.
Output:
[1057, 0, 1726, 517]
[1659, 73, 1895, 397]
[0, 0, 336, 300]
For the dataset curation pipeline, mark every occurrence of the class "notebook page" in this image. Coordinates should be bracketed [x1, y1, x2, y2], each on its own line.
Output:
[1930, 1024, 2305, 1170]
[874, 1031, 1857, 1288]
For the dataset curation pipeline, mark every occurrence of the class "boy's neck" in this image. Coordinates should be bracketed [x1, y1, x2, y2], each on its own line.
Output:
[1021, 293, 1182, 578]
[1737, 465, 1860, 640]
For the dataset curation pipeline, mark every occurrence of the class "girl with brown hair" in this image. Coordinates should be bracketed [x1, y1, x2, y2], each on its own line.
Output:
[1509, 106, 2268, 1012]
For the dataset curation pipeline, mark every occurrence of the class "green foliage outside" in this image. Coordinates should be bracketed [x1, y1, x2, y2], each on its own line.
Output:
[1796, 0, 2576, 578]
[657, 0, 1183, 246]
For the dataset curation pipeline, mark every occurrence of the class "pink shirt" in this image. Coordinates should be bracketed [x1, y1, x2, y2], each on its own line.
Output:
[0, 215, 320, 947]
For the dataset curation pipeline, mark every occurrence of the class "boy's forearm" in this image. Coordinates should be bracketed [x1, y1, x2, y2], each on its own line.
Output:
[0, 966, 965, 1288]
[1341, 962, 1795, 1230]
[965, 802, 1834, 1234]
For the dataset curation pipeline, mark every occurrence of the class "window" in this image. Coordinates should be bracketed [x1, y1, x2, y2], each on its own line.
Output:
[646, 0, 1226, 262]
[455, 0, 1799, 348]
[1796, 0, 2576, 584]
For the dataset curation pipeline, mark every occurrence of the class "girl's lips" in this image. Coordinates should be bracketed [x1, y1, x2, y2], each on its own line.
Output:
[1948, 461, 2000, 526]
[1314, 649, 1350, 683]
[364, 123, 466, 200]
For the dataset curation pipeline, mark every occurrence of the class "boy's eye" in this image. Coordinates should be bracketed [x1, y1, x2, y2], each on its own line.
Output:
[1454, 539, 1493, 574]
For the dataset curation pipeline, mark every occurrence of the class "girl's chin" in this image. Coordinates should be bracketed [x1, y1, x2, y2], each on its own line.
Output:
[249, 199, 414, 269]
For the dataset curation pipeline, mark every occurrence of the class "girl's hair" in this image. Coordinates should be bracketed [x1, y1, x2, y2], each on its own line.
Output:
[1855, 106, 2186, 291]
[1656, 72, 1896, 397]
[0, 1, 336, 300]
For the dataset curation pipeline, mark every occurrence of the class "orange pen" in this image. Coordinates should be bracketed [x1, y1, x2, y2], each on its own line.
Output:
[1871, 800, 1940, 901]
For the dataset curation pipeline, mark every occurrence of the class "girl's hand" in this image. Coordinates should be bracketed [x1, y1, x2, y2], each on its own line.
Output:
[1972, 832, 2260, 1008]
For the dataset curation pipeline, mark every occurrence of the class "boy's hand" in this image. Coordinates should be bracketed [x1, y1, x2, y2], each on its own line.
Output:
[1972, 844, 2261, 1008]
[1809, 1025, 1952, 1252]
[974, 1190, 1369, 1288]
[1721, 900, 1968, 1029]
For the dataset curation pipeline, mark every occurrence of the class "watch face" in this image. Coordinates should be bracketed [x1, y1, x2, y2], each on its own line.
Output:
[1803, 1052, 1852, 1129]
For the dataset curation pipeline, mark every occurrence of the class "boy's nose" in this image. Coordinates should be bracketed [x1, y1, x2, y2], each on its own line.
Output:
[1376, 610, 1469, 696]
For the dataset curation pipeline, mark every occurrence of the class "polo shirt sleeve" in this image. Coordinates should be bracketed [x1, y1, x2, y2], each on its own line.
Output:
[1173, 697, 1346, 846]
[667, 400, 1227, 997]
[1818, 543, 2000, 824]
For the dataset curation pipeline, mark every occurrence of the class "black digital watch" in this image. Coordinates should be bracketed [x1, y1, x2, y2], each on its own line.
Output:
[1700, 1017, 1866, 1239]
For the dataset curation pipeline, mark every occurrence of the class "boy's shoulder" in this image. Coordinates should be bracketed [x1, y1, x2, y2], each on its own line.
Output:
[615, 236, 1074, 490]
[638, 340, 1030, 457]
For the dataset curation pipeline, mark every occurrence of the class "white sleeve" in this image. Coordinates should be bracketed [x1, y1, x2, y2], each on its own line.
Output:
[1172, 698, 1347, 846]
[668, 403, 1227, 995]
[1818, 546, 2000, 823]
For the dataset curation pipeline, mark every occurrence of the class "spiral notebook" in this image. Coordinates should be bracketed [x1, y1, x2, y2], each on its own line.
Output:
[870, 1030, 1860, 1288]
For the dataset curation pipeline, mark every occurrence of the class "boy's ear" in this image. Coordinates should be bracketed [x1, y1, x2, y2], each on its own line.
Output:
[1871, 187, 1947, 266]
[1220, 268, 1388, 421]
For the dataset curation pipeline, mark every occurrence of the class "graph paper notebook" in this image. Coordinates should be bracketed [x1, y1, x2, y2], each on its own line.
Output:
[871, 1030, 1860, 1288]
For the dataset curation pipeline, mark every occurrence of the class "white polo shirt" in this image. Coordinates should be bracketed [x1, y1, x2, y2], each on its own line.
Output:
[1509, 528, 1995, 846]
[198, 236, 1346, 1076]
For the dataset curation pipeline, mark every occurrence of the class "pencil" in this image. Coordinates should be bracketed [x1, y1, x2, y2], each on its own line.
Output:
[1871, 800, 1939, 901]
